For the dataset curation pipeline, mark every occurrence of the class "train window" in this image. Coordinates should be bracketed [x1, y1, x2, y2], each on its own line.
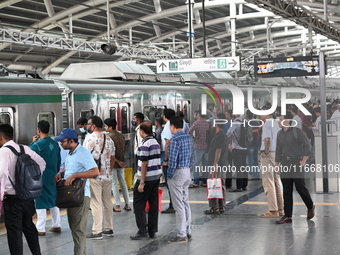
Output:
[38, 112, 55, 136]
[121, 106, 128, 134]
[80, 109, 94, 119]
[110, 107, 116, 119]
[0, 113, 10, 125]
[143, 105, 165, 125]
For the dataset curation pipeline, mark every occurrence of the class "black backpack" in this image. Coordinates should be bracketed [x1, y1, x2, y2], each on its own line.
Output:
[6, 145, 43, 200]
[235, 119, 253, 148]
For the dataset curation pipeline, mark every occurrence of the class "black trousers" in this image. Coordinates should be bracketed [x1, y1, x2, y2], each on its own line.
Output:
[162, 165, 173, 209]
[232, 149, 248, 189]
[225, 152, 233, 188]
[133, 179, 160, 236]
[281, 159, 314, 218]
[4, 195, 41, 255]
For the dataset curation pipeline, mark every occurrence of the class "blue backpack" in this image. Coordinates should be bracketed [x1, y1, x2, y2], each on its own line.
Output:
[6, 145, 43, 200]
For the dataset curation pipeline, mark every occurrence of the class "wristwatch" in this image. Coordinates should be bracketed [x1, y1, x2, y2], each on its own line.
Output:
[139, 182, 145, 185]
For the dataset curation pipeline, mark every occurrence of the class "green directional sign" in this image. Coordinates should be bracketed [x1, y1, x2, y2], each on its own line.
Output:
[156, 56, 240, 74]
[169, 61, 178, 71]
[217, 59, 226, 69]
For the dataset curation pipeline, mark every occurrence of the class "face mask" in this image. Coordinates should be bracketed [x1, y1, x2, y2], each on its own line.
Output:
[131, 120, 137, 126]
[79, 128, 86, 133]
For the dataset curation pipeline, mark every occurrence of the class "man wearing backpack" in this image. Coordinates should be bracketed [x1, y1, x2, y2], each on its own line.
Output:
[227, 114, 248, 192]
[0, 124, 46, 255]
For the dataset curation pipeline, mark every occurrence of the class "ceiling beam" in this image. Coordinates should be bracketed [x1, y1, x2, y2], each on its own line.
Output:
[0, 0, 21, 10]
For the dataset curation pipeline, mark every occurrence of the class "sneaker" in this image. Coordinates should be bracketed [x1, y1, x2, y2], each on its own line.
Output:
[49, 227, 61, 233]
[168, 236, 188, 244]
[102, 230, 114, 237]
[130, 233, 148, 240]
[86, 233, 103, 240]
[187, 234, 193, 241]
[149, 233, 157, 239]
[161, 208, 176, 214]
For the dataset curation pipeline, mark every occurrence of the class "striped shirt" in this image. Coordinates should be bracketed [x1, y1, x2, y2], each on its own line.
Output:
[168, 130, 191, 180]
[137, 136, 162, 182]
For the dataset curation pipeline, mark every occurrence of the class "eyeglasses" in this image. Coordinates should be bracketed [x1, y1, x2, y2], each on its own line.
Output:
[60, 139, 69, 144]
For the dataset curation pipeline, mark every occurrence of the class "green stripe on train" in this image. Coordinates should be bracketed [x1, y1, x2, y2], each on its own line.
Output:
[0, 95, 61, 103]
[74, 93, 148, 101]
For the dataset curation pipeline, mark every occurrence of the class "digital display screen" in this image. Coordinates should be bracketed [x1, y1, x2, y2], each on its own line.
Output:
[254, 56, 319, 78]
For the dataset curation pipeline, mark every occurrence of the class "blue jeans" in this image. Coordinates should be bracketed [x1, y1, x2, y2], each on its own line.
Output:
[112, 168, 130, 206]
[193, 148, 208, 185]
[247, 146, 260, 179]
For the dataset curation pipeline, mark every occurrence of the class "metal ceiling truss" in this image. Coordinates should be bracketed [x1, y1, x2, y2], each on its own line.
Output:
[246, 0, 340, 43]
[0, 28, 180, 59]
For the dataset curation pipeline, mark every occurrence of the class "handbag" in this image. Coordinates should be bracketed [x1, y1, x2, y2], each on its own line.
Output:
[56, 178, 86, 208]
[206, 172, 224, 199]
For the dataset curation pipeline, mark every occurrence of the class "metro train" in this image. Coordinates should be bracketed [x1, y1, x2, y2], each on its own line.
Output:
[0, 75, 331, 167]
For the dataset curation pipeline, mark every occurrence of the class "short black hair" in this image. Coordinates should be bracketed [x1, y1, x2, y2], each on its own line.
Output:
[176, 111, 184, 118]
[170, 116, 183, 129]
[140, 121, 153, 136]
[134, 112, 145, 122]
[77, 117, 87, 125]
[245, 109, 253, 119]
[164, 109, 176, 120]
[282, 111, 294, 120]
[38, 120, 50, 134]
[155, 117, 163, 126]
[216, 113, 226, 129]
[104, 118, 117, 129]
[88, 116, 103, 129]
[0, 124, 13, 140]
[291, 107, 298, 114]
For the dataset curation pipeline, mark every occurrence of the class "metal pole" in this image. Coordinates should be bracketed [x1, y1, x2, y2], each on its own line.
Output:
[319, 51, 329, 193]
[107, 0, 110, 43]
[324, 0, 328, 21]
[188, 0, 193, 58]
[202, 0, 206, 57]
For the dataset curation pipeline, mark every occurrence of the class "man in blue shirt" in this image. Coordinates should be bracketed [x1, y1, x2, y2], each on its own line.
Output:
[167, 116, 192, 244]
[54, 129, 99, 255]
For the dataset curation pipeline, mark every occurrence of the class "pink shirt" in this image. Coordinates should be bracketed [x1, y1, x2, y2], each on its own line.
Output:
[0, 140, 46, 200]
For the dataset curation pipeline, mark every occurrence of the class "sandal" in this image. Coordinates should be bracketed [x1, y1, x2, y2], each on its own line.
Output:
[260, 211, 279, 218]
[189, 184, 199, 188]
[200, 183, 207, 187]
[113, 206, 121, 212]
[219, 207, 225, 213]
[204, 207, 220, 214]
[123, 206, 132, 211]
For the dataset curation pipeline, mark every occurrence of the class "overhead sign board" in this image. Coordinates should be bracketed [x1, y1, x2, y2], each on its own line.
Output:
[254, 56, 319, 78]
[156, 56, 240, 74]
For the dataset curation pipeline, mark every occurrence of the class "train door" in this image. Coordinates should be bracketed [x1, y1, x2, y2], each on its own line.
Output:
[176, 100, 191, 124]
[0, 107, 15, 139]
[109, 103, 130, 133]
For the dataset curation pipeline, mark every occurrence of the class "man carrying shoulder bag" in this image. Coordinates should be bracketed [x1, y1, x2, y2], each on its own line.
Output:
[54, 128, 99, 255]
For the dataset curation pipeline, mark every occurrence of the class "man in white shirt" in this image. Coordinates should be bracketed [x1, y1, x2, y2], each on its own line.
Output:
[0, 124, 46, 255]
[259, 108, 284, 218]
[132, 112, 144, 176]
[330, 105, 340, 119]
[291, 107, 302, 129]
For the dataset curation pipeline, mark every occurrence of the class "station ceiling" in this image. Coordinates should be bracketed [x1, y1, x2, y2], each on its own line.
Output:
[0, 0, 340, 77]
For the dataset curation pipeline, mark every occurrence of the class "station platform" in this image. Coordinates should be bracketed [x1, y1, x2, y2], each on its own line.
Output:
[1, 178, 340, 255]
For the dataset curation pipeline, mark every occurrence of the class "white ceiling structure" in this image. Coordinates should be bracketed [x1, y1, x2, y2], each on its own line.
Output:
[0, 0, 340, 77]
